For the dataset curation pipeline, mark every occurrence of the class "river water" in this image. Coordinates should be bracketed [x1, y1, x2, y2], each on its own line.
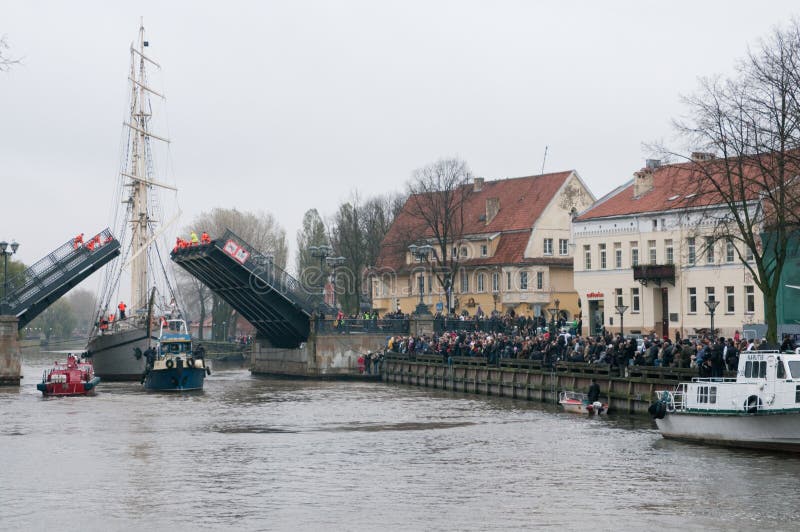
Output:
[2, 349, 800, 531]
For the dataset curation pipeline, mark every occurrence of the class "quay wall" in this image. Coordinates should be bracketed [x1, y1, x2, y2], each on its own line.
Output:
[250, 333, 386, 378]
[382, 354, 718, 415]
[0, 316, 21, 386]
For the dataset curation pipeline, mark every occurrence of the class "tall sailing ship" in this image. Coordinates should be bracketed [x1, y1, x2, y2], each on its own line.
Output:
[87, 21, 182, 380]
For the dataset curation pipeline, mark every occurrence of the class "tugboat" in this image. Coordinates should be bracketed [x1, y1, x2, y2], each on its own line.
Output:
[558, 391, 608, 415]
[37, 354, 101, 396]
[649, 349, 800, 452]
[142, 319, 209, 391]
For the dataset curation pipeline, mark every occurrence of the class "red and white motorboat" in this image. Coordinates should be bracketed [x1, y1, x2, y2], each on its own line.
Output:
[559, 391, 608, 415]
[37, 354, 101, 396]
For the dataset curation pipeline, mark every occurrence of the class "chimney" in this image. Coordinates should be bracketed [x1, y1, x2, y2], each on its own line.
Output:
[486, 197, 500, 225]
[691, 151, 715, 162]
[633, 167, 655, 198]
[473, 177, 484, 192]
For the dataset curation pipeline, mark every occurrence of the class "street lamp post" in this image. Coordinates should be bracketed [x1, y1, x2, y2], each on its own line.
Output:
[1, 240, 20, 315]
[409, 244, 433, 315]
[308, 244, 332, 310]
[547, 298, 561, 334]
[705, 298, 720, 341]
[615, 304, 628, 339]
[325, 255, 346, 309]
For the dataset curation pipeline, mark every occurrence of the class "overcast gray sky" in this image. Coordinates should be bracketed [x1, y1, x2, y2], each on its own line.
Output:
[3, 0, 800, 275]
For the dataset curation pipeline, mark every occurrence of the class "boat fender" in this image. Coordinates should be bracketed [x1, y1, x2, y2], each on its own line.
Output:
[648, 401, 667, 419]
[206, 367, 211, 376]
[166, 359, 174, 369]
[745, 395, 761, 414]
[186, 358, 194, 368]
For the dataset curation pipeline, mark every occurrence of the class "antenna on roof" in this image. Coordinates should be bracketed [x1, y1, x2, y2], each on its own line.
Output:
[541, 145, 548, 175]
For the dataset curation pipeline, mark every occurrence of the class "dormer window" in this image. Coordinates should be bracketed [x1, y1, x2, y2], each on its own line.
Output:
[480, 244, 488, 257]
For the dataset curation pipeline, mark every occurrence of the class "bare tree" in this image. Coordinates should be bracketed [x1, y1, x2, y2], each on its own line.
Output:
[295, 208, 328, 295]
[661, 20, 800, 342]
[0, 35, 21, 72]
[404, 157, 474, 313]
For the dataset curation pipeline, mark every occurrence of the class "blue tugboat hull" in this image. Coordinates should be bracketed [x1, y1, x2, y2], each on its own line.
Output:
[144, 367, 205, 391]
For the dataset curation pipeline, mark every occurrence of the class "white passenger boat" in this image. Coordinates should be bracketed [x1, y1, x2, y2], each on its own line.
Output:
[649, 350, 800, 452]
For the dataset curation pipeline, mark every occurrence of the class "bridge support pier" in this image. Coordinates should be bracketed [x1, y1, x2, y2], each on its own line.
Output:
[0, 315, 21, 386]
[250, 332, 389, 378]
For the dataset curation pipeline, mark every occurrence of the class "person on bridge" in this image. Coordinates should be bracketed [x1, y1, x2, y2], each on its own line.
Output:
[118, 301, 127, 320]
[190, 231, 199, 245]
[201, 231, 211, 244]
[73, 233, 84, 249]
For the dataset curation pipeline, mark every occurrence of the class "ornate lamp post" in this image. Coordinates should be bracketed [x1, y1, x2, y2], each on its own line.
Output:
[308, 244, 332, 308]
[325, 255, 346, 309]
[409, 244, 433, 315]
[705, 298, 720, 341]
[1, 239, 20, 314]
[615, 304, 628, 339]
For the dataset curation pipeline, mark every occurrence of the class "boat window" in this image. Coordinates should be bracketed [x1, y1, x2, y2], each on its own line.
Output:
[696, 386, 716, 404]
[759, 361, 767, 378]
[745, 361, 752, 378]
[746, 361, 767, 378]
[796, 385, 800, 403]
[788, 361, 800, 379]
[777, 359, 786, 379]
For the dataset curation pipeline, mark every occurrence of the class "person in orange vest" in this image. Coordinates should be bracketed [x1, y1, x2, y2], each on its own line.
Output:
[73, 233, 84, 249]
[201, 231, 211, 244]
[86, 239, 95, 251]
[118, 301, 127, 320]
[109, 313, 115, 323]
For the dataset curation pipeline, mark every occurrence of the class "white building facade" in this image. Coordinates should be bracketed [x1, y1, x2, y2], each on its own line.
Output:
[572, 163, 764, 340]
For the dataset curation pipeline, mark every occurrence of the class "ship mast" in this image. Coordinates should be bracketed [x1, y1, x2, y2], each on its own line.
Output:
[129, 20, 149, 312]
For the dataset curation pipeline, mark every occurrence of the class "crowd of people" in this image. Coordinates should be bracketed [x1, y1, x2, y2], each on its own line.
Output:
[384, 314, 795, 377]
[173, 231, 211, 252]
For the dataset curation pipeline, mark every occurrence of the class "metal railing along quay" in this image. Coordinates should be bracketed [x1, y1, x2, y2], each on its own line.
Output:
[315, 318, 410, 335]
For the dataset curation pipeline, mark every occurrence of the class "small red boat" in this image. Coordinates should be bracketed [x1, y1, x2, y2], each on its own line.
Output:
[37, 354, 101, 396]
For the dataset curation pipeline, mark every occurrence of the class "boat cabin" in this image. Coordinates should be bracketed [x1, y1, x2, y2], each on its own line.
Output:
[671, 350, 800, 414]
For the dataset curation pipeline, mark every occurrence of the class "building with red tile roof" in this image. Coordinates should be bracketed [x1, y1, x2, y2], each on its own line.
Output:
[573, 157, 765, 339]
[370, 170, 595, 319]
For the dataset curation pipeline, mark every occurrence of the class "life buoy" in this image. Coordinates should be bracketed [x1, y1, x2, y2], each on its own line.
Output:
[166, 359, 175, 369]
[186, 358, 195, 368]
[745, 395, 761, 414]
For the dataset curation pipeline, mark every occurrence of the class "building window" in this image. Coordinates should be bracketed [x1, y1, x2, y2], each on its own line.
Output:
[584, 245, 591, 270]
[688, 237, 696, 265]
[559, 239, 568, 255]
[460, 246, 468, 258]
[614, 242, 622, 269]
[745, 285, 755, 313]
[492, 272, 499, 292]
[615, 288, 623, 307]
[726, 241, 735, 263]
[665, 239, 673, 264]
[726, 286, 735, 313]
[460, 271, 469, 293]
[519, 271, 528, 290]
[648, 240, 657, 265]
[631, 246, 639, 267]
[477, 273, 485, 293]
[480, 244, 488, 257]
[452, 247, 458, 258]
[599, 243, 607, 269]
[706, 236, 715, 264]
[536, 271, 543, 290]
[544, 238, 553, 255]
[632, 287, 640, 312]
[688, 287, 697, 313]
[507, 272, 512, 290]
[706, 287, 716, 307]
[746, 246, 754, 262]
[652, 219, 658, 231]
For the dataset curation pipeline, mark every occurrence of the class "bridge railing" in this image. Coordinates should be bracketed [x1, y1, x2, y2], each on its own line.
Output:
[1, 228, 117, 311]
[215, 229, 330, 316]
[315, 318, 410, 335]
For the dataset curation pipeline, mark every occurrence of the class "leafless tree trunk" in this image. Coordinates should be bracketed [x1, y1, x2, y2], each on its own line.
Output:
[405, 157, 474, 314]
[0, 35, 21, 72]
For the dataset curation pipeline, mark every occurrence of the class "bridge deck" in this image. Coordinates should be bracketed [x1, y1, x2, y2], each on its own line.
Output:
[171, 230, 325, 348]
[2, 229, 120, 328]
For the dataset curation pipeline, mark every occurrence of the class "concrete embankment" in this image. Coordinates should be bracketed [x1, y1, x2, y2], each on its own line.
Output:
[382, 353, 719, 415]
